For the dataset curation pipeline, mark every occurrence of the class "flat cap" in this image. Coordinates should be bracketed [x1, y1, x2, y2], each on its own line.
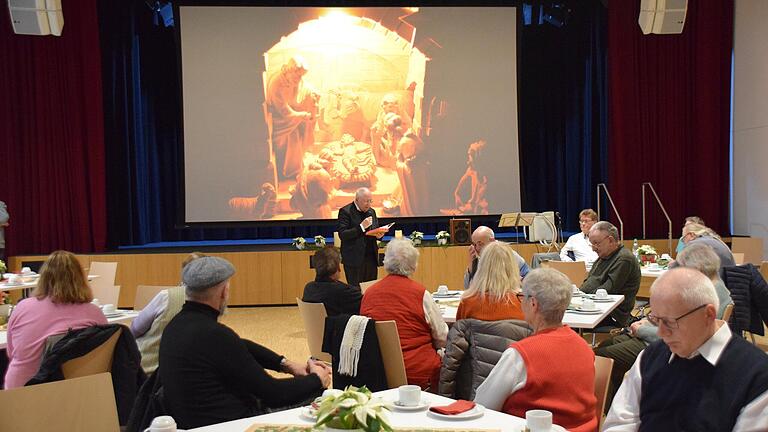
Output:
[182, 256, 235, 292]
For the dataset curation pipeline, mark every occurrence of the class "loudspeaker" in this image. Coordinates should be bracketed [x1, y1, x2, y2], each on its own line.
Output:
[639, 0, 687, 35]
[450, 219, 472, 245]
[8, 0, 64, 36]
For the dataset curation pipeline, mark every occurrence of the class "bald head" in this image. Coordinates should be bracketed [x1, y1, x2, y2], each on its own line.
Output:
[471, 226, 495, 254]
[354, 187, 373, 212]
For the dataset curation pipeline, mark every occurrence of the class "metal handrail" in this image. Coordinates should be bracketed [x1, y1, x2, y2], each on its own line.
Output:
[642, 182, 673, 253]
[596, 183, 624, 241]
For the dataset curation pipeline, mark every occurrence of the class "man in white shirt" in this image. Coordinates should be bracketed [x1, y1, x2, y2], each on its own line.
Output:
[604, 268, 768, 431]
[559, 208, 598, 265]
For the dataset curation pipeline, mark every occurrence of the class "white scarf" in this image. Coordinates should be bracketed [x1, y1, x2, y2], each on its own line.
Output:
[338, 315, 370, 377]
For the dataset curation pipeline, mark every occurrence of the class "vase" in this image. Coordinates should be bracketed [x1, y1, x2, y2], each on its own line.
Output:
[294, 243, 305, 250]
[640, 254, 657, 265]
[437, 238, 448, 245]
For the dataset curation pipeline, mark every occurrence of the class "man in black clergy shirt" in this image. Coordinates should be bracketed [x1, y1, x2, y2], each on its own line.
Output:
[159, 256, 331, 429]
[338, 187, 390, 286]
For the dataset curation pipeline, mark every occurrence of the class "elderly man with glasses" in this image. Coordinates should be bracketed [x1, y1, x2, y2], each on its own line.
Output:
[603, 267, 768, 431]
[579, 221, 641, 328]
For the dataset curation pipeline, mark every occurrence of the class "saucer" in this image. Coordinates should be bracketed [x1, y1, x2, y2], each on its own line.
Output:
[103, 312, 123, 318]
[427, 404, 485, 420]
[568, 308, 602, 315]
[391, 399, 429, 411]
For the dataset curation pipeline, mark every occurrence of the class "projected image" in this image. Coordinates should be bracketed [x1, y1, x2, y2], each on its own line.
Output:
[180, 7, 520, 222]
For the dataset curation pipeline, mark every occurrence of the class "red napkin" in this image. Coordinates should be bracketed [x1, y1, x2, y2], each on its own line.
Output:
[429, 400, 476, 415]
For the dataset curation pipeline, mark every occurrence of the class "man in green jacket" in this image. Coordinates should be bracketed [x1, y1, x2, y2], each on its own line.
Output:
[580, 221, 641, 327]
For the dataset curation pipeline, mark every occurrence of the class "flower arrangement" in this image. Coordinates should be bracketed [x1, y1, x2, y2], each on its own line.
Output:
[314, 235, 327, 248]
[409, 231, 424, 246]
[435, 230, 450, 245]
[315, 386, 392, 432]
[292, 237, 307, 250]
[636, 244, 658, 265]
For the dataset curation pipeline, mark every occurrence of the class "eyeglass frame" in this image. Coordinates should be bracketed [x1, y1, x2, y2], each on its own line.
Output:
[578, 218, 595, 225]
[647, 304, 707, 329]
[515, 293, 528, 303]
[589, 234, 612, 247]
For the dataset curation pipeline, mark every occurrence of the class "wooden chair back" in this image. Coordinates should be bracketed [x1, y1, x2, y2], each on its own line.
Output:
[731, 237, 764, 265]
[89, 261, 118, 285]
[732, 253, 745, 265]
[721, 303, 734, 322]
[761, 261, 768, 281]
[359, 279, 381, 294]
[134, 285, 175, 310]
[296, 298, 332, 363]
[541, 260, 587, 285]
[62, 328, 122, 379]
[0, 373, 120, 432]
[594, 355, 614, 429]
[374, 320, 408, 389]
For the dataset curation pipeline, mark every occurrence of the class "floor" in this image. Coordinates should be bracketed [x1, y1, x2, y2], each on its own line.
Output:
[222, 306, 310, 364]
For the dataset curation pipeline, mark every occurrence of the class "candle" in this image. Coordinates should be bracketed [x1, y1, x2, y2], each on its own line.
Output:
[333, 232, 341, 247]
[395, 230, 403, 239]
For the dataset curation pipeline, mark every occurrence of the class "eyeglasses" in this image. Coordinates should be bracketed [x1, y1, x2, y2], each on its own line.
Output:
[647, 304, 707, 329]
[590, 236, 610, 247]
[579, 219, 594, 225]
[515, 293, 528, 303]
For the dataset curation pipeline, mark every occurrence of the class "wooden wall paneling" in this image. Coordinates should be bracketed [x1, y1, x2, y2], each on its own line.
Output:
[280, 250, 315, 304]
[223, 251, 283, 305]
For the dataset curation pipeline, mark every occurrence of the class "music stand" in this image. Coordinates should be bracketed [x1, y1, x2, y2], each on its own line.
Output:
[499, 212, 537, 243]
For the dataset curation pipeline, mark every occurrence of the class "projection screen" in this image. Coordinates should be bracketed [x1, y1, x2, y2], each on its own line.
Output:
[179, 6, 520, 222]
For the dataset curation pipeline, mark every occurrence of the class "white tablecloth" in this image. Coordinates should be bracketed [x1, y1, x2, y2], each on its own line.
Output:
[188, 388, 533, 432]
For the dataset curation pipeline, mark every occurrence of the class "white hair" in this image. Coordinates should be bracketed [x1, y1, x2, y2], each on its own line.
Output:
[651, 267, 719, 311]
[590, 221, 619, 241]
[675, 243, 721, 280]
[383, 238, 419, 276]
[522, 268, 572, 324]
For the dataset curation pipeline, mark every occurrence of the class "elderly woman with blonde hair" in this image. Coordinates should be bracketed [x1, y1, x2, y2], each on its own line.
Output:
[5, 250, 107, 388]
[456, 241, 523, 321]
[360, 238, 448, 390]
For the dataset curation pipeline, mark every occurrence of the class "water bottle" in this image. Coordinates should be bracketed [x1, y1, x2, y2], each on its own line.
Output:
[632, 238, 639, 259]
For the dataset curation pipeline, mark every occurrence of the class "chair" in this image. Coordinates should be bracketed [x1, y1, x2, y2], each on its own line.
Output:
[541, 260, 587, 285]
[91, 284, 121, 308]
[89, 261, 118, 285]
[134, 285, 175, 310]
[374, 320, 408, 388]
[594, 355, 615, 430]
[722, 303, 734, 322]
[61, 328, 123, 379]
[761, 261, 768, 281]
[360, 279, 381, 294]
[296, 298, 332, 363]
[731, 237, 765, 265]
[531, 252, 560, 269]
[0, 373, 120, 432]
[733, 253, 745, 265]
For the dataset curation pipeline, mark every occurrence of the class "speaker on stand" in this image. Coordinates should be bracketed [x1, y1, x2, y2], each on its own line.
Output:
[450, 219, 472, 245]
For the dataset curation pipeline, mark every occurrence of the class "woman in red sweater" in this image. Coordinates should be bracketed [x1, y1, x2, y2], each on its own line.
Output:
[456, 241, 524, 321]
[474, 268, 597, 432]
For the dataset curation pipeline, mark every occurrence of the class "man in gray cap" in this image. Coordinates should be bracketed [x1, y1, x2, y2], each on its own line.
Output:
[159, 256, 331, 429]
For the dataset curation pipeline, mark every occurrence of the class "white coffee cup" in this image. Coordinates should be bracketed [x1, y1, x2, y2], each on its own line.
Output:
[91, 298, 101, 307]
[596, 289, 608, 299]
[582, 299, 596, 311]
[526, 409, 553, 431]
[102, 304, 117, 315]
[21, 267, 32, 274]
[571, 284, 579, 292]
[437, 285, 448, 295]
[7, 275, 22, 285]
[322, 388, 343, 399]
[398, 384, 421, 407]
[144, 415, 177, 432]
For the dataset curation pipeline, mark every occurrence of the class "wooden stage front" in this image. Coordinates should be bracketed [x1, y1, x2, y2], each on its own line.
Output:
[7, 239, 673, 308]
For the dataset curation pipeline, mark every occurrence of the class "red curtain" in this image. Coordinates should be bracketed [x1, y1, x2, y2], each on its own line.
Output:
[0, 0, 107, 256]
[607, 0, 733, 238]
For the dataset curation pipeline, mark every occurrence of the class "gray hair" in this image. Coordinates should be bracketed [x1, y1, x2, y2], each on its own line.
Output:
[675, 243, 721, 280]
[383, 238, 419, 276]
[651, 267, 719, 311]
[355, 187, 370, 200]
[522, 268, 572, 324]
[590, 221, 619, 241]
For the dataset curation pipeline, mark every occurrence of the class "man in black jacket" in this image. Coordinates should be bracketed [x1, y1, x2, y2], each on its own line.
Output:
[159, 256, 331, 429]
[338, 187, 390, 286]
[303, 246, 362, 316]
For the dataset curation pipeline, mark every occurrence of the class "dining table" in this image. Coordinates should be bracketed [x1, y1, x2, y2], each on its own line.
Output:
[434, 291, 625, 330]
[187, 388, 564, 432]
